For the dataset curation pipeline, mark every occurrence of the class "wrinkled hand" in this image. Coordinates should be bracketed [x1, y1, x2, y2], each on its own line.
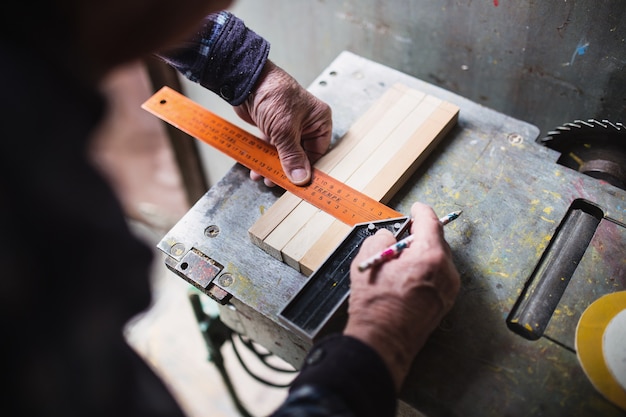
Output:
[345, 202, 460, 391]
[234, 60, 332, 186]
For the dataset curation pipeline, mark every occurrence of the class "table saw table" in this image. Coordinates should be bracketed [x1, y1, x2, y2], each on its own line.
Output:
[157, 51, 626, 416]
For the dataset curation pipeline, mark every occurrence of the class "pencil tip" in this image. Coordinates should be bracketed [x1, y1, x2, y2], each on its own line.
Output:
[439, 210, 463, 225]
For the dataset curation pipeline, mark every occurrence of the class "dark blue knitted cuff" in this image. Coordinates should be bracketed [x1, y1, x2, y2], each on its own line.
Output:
[201, 13, 270, 105]
[290, 334, 397, 417]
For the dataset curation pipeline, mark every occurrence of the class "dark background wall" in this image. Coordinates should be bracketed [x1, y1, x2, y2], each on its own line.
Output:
[183, 1, 625, 184]
[227, 0, 625, 136]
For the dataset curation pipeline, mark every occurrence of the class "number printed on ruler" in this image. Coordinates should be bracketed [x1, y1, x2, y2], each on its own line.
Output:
[142, 87, 402, 226]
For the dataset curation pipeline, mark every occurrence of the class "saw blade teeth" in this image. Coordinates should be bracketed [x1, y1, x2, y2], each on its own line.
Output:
[588, 119, 607, 128]
[602, 119, 622, 131]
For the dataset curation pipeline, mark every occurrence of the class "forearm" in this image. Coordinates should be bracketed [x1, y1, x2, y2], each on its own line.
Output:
[345, 202, 461, 391]
[344, 287, 446, 390]
[270, 203, 459, 416]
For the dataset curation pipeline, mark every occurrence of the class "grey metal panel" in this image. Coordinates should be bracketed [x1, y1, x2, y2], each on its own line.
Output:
[159, 51, 626, 416]
[229, 0, 626, 135]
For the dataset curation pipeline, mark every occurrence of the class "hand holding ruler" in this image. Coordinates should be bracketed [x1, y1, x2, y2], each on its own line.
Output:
[142, 87, 402, 225]
[144, 87, 458, 342]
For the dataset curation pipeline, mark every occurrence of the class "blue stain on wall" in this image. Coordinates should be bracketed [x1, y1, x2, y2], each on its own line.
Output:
[569, 37, 590, 66]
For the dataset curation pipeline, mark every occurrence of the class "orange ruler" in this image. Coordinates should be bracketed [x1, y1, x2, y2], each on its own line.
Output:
[142, 87, 402, 226]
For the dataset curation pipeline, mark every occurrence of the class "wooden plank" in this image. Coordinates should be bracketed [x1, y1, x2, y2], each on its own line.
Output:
[340, 95, 441, 191]
[281, 210, 336, 270]
[249, 83, 459, 275]
[299, 222, 352, 276]
[281, 93, 439, 270]
[299, 101, 459, 274]
[248, 84, 408, 257]
[262, 201, 319, 261]
[269, 87, 426, 270]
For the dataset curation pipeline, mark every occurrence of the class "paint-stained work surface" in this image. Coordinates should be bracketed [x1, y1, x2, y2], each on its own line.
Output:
[159, 52, 626, 417]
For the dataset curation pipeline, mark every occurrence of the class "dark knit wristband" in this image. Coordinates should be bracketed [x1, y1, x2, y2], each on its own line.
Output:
[204, 13, 270, 105]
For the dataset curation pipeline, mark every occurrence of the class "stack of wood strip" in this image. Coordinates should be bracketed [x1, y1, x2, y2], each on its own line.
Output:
[249, 84, 459, 275]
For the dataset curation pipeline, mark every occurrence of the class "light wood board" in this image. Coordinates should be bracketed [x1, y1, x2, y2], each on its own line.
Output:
[248, 83, 459, 275]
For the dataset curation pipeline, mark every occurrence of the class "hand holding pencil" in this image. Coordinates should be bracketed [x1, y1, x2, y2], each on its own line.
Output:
[345, 202, 461, 390]
[357, 210, 462, 272]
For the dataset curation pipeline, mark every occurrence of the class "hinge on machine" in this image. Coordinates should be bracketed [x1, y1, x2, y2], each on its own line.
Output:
[165, 248, 231, 304]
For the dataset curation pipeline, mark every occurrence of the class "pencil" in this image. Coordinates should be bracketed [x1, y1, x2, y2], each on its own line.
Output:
[357, 210, 462, 272]
[438, 210, 463, 226]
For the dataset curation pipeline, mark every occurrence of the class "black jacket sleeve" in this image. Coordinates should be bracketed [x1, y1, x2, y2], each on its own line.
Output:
[269, 335, 397, 417]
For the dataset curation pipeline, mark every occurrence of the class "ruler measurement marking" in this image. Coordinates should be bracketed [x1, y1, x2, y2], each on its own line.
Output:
[143, 87, 402, 225]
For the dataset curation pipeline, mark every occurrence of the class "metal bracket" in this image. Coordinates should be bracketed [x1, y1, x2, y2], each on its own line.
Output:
[278, 216, 411, 342]
[165, 248, 231, 304]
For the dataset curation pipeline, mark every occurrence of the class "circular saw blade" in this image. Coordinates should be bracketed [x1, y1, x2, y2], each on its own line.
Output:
[539, 119, 626, 190]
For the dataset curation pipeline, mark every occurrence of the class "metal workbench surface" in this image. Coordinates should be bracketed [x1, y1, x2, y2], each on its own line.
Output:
[158, 51, 625, 416]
